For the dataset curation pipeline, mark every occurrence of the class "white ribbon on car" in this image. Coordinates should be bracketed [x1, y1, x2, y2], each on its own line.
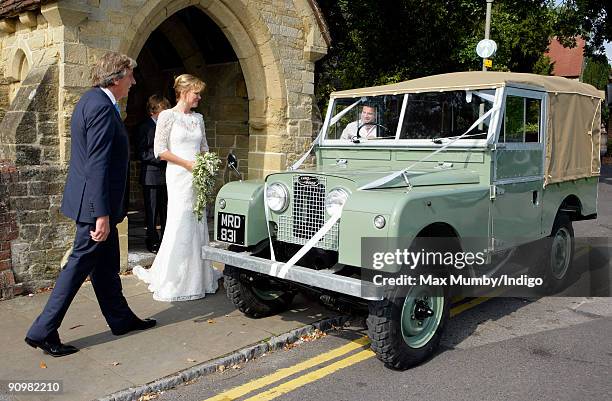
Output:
[264, 97, 367, 275]
[289, 97, 366, 171]
[264, 181, 284, 282]
[360, 100, 501, 190]
[268, 92, 501, 278]
[276, 211, 342, 279]
[469, 90, 495, 103]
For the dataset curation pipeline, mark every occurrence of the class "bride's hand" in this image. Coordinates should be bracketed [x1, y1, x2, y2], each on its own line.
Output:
[185, 160, 194, 172]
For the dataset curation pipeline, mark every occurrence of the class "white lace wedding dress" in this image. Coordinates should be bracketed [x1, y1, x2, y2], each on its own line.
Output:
[133, 108, 221, 301]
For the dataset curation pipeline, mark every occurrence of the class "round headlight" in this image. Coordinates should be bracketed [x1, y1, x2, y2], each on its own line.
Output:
[266, 183, 289, 212]
[218, 198, 226, 210]
[374, 215, 386, 229]
[325, 188, 349, 216]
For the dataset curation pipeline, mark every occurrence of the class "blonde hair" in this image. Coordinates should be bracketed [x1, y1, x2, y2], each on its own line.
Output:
[146, 94, 171, 115]
[91, 52, 137, 88]
[174, 74, 206, 100]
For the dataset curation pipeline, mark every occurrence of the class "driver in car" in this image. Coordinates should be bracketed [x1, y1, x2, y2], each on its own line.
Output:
[341, 105, 379, 141]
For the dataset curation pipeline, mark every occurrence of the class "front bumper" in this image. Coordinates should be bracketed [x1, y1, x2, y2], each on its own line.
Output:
[202, 245, 384, 300]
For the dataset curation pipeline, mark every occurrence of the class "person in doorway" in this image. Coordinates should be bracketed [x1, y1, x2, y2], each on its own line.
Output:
[133, 74, 221, 301]
[25, 52, 156, 357]
[138, 95, 171, 253]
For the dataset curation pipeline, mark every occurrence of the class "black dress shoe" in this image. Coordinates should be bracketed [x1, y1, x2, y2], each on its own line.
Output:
[111, 318, 157, 336]
[145, 239, 159, 253]
[25, 337, 79, 357]
[146, 241, 159, 254]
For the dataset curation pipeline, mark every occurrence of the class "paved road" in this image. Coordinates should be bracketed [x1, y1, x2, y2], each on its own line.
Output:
[153, 166, 612, 401]
[154, 297, 612, 401]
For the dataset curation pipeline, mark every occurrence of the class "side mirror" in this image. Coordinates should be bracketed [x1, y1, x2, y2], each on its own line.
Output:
[606, 83, 612, 108]
[227, 153, 243, 181]
[227, 153, 238, 168]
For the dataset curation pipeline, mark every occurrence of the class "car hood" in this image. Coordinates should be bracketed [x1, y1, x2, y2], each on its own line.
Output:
[272, 166, 481, 189]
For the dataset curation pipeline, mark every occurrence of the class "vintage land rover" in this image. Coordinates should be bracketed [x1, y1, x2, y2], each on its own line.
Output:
[203, 72, 605, 369]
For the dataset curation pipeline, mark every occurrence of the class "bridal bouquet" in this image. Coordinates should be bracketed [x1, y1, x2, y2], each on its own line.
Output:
[192, 152, 221, 221]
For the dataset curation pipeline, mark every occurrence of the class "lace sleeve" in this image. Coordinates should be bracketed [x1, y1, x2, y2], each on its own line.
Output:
[154, 110, 173, 157]
[199, 114, 209, 152]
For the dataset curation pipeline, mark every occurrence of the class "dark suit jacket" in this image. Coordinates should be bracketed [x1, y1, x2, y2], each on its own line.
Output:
[60, 87, 129, 225]
[137, 117, 166, 186]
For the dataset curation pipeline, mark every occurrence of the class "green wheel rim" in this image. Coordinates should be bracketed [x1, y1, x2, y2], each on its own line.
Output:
[551, 227, 572, 280]
[401, 286, 444, 349]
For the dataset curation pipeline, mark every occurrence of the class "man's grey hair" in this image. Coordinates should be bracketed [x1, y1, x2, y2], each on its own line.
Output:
[91, 52, 137, 88]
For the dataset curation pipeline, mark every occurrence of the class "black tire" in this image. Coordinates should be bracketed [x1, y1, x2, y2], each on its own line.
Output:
[223, 264, 295, 318]
[541, 213, 575, 293]
[367, 285, 449, 370]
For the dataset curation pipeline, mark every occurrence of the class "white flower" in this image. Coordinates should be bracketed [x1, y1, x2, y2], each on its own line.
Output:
[192, 152, 221, 221]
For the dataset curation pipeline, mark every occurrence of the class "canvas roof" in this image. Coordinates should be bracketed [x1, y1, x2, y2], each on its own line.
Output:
[330, 71, 603, 186]
[331, 71, 603, 98]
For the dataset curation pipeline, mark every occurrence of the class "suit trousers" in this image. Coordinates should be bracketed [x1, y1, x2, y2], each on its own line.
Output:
[26, 222, 137, 342]
[142, 185, 167, 243]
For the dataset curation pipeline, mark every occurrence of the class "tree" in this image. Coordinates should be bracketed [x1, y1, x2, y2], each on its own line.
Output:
[583, 56, 611, 89]
[457, 0, 559, 73]
[315, 1, 572, 107]
[582, 55, 611, 122]
[555, 1, 611, 56]
[314, 0, 476, 106]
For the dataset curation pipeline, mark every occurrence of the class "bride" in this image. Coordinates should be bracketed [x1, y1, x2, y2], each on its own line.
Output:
[134, 74, 221, 301]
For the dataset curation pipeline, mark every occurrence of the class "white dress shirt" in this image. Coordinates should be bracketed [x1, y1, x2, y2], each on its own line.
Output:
[341, 120, 378, 140]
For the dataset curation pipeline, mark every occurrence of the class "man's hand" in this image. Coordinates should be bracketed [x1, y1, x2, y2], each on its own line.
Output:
[90, 215, 110, 242]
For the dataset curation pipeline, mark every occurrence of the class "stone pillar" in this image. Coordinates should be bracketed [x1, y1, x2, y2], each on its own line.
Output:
[0, 161, 19, 299]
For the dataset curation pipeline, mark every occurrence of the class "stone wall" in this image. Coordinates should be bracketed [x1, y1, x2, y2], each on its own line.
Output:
[7, 164, 72, 292]
[204, 62, 249, 183]
[0, 57, 75, 293]
[0, 0, 328, 292]
[0, 160, 18, 299]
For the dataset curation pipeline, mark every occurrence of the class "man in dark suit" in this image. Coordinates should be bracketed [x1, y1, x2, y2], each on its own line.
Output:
[138, 95, 170, 253]
[25, 52, 156, 357]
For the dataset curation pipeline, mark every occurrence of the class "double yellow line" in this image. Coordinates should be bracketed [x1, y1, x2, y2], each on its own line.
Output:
[204, 297, 490, 401]
[204, 336, 372, 401]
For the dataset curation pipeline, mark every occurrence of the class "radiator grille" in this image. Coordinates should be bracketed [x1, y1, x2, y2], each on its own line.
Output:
[276, 175, 339, 251]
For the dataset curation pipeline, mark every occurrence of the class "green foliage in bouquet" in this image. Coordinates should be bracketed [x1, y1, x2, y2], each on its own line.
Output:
[192, 152, 221, 221]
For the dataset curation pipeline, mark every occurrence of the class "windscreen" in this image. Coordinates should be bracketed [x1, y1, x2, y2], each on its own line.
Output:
[324, 90, 495, 143]
[325, 95, 403, 142]
[399, 90, 494, 140]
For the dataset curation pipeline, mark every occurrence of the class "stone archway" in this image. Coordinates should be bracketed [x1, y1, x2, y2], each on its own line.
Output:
[121, 0, 294, 179]
[122, 4, 254, 257]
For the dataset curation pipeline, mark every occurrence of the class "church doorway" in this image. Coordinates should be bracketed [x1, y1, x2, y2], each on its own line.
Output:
[125, 6, 249, 260]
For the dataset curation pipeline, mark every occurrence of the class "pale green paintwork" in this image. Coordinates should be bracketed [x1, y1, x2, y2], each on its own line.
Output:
[490, 179, 544, 247]
[541, 177, 598, 234]
[214, 144, 597, 273]
[213, 96, 599, 274]
[214, 180, 267, 246]
[338, 182, 491, 268]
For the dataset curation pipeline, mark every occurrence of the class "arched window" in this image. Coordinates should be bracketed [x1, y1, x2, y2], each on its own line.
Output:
[8, 48, 30, 104]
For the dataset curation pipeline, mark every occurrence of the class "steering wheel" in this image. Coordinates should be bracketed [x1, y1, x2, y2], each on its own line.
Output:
[353, 123, 390, 143]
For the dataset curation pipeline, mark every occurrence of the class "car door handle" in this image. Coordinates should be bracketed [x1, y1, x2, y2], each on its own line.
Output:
[532, 190, 540, 206]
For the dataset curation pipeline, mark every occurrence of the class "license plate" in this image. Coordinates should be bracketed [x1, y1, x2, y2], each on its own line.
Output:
[217, 212, 245, 245]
